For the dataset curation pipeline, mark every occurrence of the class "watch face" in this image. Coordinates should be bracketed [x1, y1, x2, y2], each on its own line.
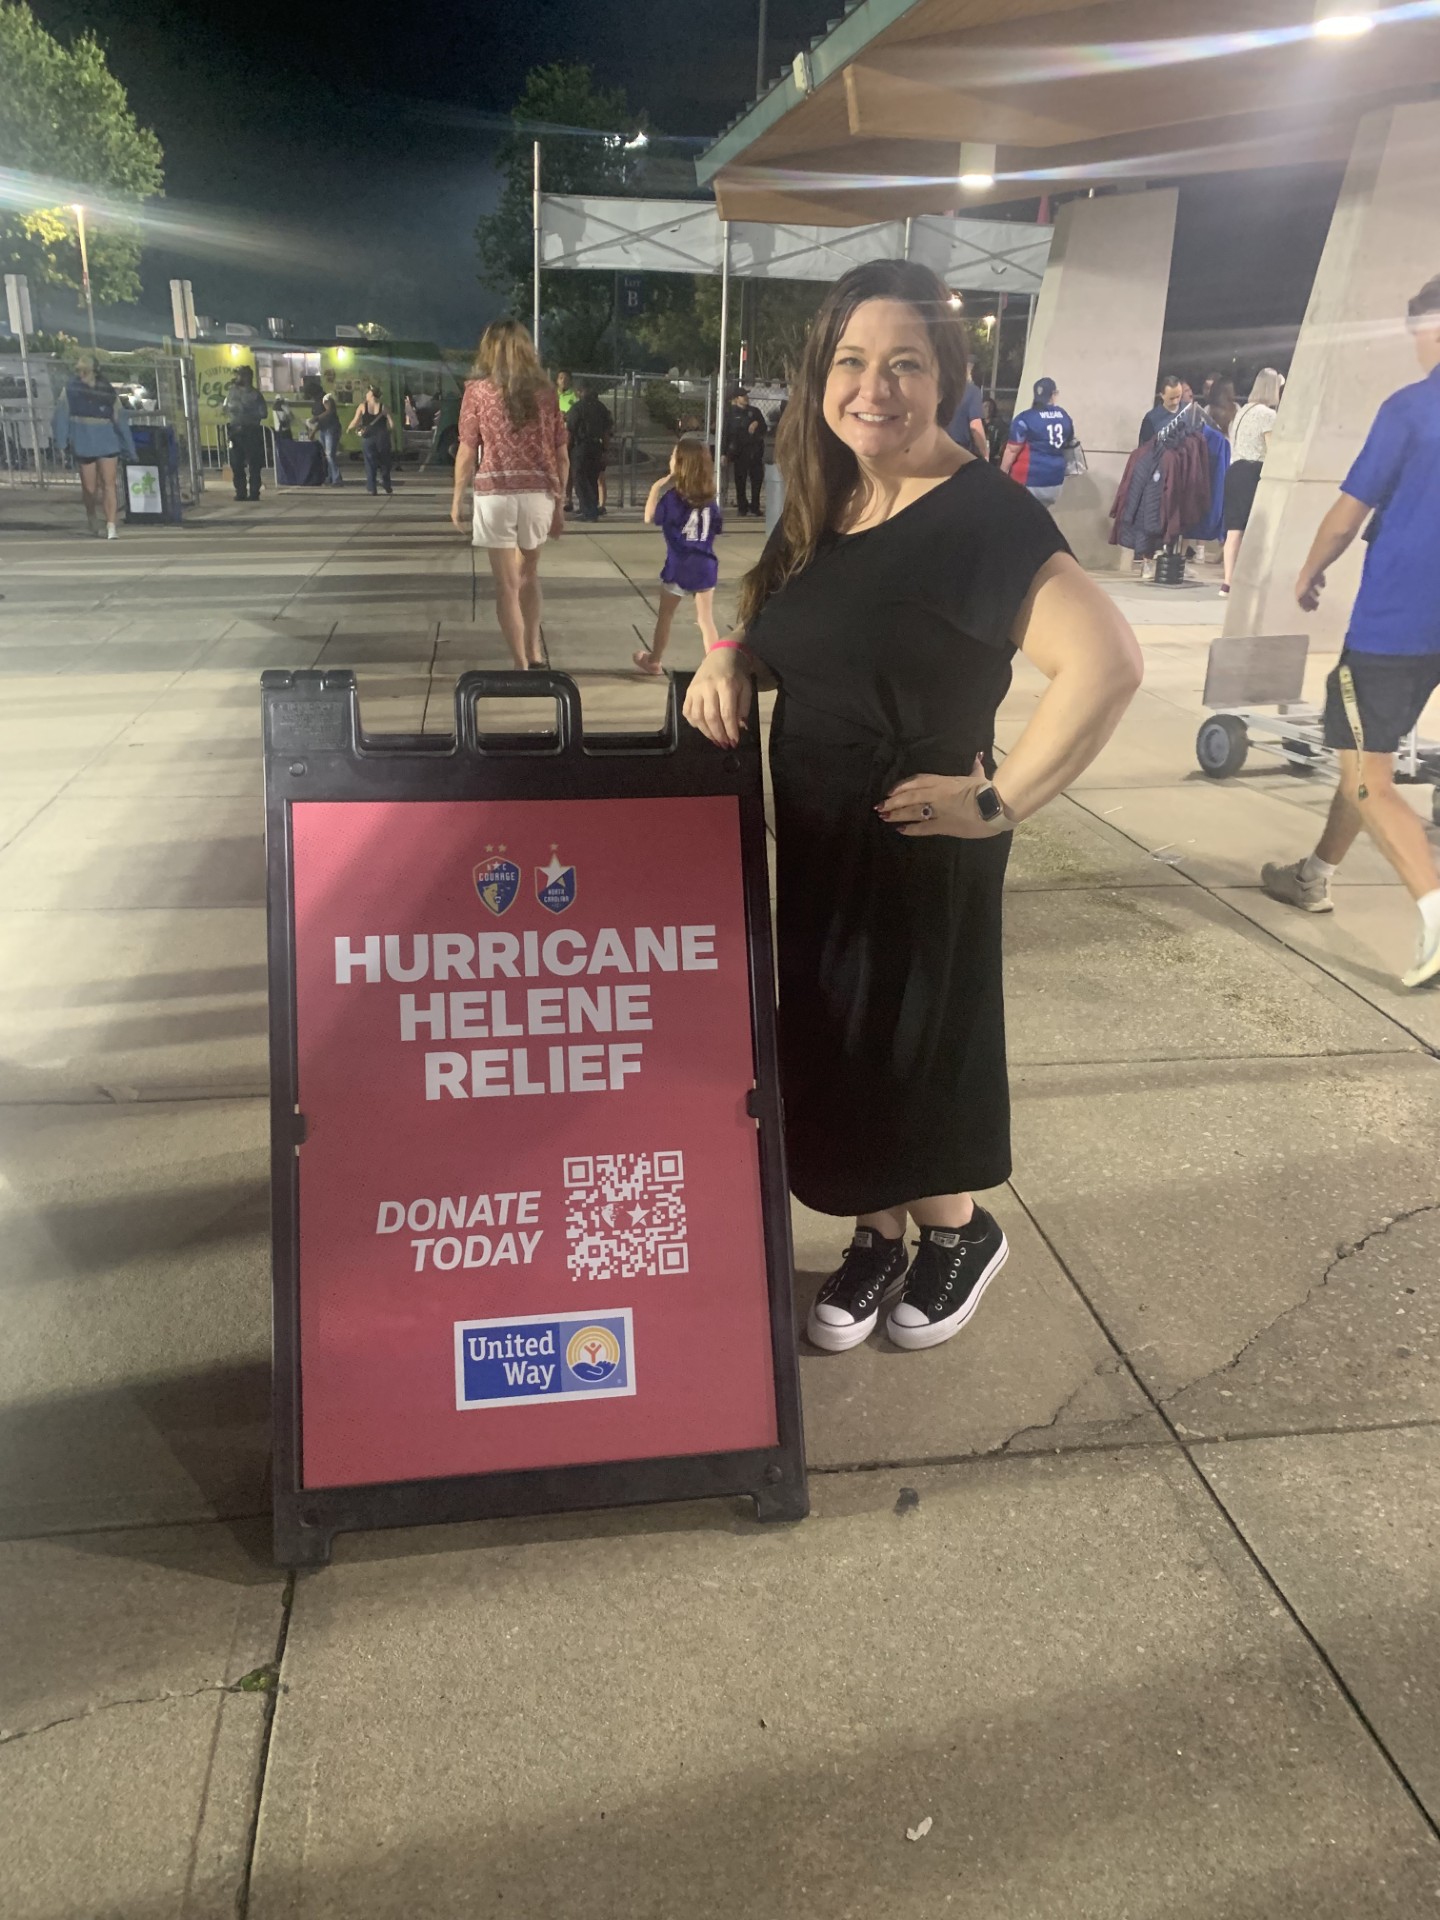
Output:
[976, 784, 1003, 822]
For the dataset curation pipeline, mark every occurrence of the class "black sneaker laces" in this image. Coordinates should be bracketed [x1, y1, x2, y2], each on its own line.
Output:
[905, 1236, 970, 1314]
[819, 1234, 899, 1312]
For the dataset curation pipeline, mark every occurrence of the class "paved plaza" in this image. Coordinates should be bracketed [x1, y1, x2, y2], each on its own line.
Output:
[3, 473, 1440, 1918]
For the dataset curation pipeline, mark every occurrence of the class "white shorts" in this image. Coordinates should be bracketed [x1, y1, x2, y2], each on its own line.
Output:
[472, 490, 553, 550]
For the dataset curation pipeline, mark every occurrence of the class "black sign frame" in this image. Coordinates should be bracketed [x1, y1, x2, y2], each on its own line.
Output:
[263, 668, 807, 1565]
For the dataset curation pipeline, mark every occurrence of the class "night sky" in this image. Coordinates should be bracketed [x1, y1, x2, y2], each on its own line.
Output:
[29, 0, 1341, 367]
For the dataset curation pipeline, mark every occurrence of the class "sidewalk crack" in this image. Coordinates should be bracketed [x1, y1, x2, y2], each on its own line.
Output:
[0, 1669, 279, 1747]
[1162, 1201, 1440, 1408]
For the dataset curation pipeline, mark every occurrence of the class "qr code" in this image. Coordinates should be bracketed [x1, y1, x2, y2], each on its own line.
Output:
[563, 1151, 688, 1283]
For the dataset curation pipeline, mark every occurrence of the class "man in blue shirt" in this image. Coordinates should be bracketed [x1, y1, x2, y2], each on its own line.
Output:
[1139, 373, 1188, 445]
[1261, 273, 1440, 988]
[945, 376, 988, 460]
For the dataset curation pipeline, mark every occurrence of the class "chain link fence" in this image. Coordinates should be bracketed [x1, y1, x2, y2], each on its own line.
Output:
[0, 351, 204, 503]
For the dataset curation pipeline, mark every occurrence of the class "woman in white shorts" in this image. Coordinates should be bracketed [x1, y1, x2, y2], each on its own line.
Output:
[450, 320, 569, 670]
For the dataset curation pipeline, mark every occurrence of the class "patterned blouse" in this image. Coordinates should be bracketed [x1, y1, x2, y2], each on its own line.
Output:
[458, 379, 568, 497]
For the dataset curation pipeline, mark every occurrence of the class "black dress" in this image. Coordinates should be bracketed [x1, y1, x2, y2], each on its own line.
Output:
[744, 460, 1069, 1217]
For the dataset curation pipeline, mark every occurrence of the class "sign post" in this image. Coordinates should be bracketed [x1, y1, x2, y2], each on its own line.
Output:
[5, 274, 45, 489]
[264, 668, 807, 1565]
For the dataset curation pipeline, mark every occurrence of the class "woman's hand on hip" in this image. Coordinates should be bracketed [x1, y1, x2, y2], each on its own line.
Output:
[682, 646, 755, 749]
[878, 760, 1011, 838]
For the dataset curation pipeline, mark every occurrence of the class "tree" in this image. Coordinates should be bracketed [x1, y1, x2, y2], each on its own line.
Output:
[0, 3, 163, 306]
[476, 63, 645, 369]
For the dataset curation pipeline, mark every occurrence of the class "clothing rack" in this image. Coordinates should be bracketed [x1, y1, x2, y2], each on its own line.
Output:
[1153, 401, 1216, 583]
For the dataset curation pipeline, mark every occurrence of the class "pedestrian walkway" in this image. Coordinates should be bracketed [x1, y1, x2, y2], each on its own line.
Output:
[3, 476, 1439, 1918]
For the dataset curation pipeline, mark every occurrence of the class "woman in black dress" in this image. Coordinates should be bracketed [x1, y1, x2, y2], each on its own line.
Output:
[684, 261, 1141, 1354]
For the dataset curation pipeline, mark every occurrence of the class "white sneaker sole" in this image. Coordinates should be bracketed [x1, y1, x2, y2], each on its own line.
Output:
[1401, 944, 1440, 990]
[806, 1273, 905, 1352]
[885, 1237, 1009, 1351]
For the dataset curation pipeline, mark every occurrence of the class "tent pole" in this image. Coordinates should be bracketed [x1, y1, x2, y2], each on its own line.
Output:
[903, 216, 912, 261]
[532, 141, 542, 353]
[714, 220, 731, 473]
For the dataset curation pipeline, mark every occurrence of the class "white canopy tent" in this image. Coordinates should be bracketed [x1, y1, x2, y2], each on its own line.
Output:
[533, 190, 1053, 465]
[538, 195, 1052, 291]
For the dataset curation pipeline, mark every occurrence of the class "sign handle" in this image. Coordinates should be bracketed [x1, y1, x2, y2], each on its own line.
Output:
[456, 668, 585, 758]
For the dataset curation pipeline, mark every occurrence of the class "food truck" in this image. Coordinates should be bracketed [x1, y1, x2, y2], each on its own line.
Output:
[190, 337, 462, 456]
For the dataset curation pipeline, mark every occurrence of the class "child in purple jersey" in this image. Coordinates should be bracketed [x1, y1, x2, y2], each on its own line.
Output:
[634, 439, 724, 674]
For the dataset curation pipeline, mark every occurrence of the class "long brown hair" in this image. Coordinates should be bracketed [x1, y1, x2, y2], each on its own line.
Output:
[736, 260, 968, 631]
[474, 318, 549, 428]
[670, 438, 717, 508]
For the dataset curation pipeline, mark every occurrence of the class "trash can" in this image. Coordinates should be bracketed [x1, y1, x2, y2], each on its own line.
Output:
[124, 421, 182, 525]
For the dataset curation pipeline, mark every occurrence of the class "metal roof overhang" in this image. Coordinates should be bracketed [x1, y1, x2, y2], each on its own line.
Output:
[698, 0, 1440, 221]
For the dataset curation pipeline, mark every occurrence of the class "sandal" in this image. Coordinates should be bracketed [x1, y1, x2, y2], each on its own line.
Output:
[632, 648, 665, 677]
[1218, 583, 1230, 595]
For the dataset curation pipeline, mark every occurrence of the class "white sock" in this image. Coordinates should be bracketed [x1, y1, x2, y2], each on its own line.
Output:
[1418, 889, 1440, 936]
[1300, 854, 1337, 882]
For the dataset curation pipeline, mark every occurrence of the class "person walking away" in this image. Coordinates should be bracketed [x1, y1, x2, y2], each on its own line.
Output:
[311, 393, 343, 484]
[450, 317, 568, 670]
[1260, 275, 1440, 989]
[723, 389, 767, 516]
[223, 366, 268, 501]
[982, 394, 1009, 463]
[349, 382, 394, 495]
[1220, 368, 1282, 594]
[633, 440, 723, 674]
[682, 260, 1141, 1356]
[1139, 374, 1185, 445]
[946, 374, 988, 461]
[555, 371, 577, 509]
[568, 384, 611, 522]
[52, 355, 138, 539]
[1001, 377, 1074, 510]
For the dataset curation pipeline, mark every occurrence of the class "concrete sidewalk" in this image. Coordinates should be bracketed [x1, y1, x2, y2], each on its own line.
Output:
[3, 475, 1440, 1918]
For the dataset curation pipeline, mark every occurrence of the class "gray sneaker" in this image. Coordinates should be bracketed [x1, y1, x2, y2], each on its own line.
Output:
[1261, 858, 1334, 913]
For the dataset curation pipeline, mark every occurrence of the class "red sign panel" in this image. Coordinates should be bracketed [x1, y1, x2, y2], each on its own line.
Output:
[290, 794, 778, 1489]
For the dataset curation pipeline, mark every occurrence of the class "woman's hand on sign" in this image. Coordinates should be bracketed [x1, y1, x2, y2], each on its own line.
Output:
[878, 759, 1012, 839]
[683, 645, 755, 750]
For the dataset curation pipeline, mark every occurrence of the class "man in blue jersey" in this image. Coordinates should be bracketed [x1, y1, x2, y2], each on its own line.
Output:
[1261, 274, 1440, 988]
[1001, 377, 1074, 509]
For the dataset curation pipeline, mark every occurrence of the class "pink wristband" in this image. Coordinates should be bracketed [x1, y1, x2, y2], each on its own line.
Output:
[710, 640, 753, 660]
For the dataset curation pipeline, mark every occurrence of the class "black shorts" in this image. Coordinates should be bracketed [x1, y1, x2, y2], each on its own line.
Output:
[1322, 648, 1440, 754]
[1223, 457, 1262, 534]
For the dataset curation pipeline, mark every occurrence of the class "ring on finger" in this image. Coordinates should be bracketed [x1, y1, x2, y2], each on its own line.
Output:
[920, 803, 934, 820]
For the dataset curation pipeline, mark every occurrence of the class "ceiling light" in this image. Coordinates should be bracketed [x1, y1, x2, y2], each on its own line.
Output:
[958, 141, 997, 192]
[1313, 4, 1374, 35]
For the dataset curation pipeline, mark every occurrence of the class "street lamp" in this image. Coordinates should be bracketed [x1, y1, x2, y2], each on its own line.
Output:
[71, 203, 97, 351]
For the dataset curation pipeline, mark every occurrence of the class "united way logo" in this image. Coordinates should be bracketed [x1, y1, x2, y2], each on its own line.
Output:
[536, 847, 577, 915]
[473, 849, 520, 916]
[567, 1323, 621, 1383]
[455, 1308, 634, 1410]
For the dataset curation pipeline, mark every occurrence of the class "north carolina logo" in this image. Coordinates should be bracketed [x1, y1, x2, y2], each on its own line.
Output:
[473, 849, 519, 916]
[566, 1324, 620, 1383]
[536, 847, 577, 915]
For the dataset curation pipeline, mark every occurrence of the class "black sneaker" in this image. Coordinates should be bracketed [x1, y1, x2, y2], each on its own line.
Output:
[806, 1228, 908, 1352]
[886, 1212, 1008, 1350]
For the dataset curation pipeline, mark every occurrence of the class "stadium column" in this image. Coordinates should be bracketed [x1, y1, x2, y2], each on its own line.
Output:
[1225, 100, 1440, 648]
[1015, 186, 1178, 569]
